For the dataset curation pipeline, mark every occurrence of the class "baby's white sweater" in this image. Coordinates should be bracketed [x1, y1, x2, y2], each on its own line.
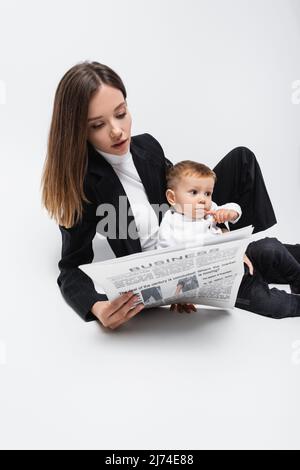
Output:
[156, 201, 242, 250]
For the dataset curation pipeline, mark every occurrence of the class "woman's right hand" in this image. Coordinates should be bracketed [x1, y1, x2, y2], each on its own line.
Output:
[91, 292, 144, 330]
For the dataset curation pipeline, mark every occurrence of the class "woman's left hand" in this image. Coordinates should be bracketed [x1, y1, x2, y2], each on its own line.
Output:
[243, 254, 254, 275]
[170, 303, 197, 313]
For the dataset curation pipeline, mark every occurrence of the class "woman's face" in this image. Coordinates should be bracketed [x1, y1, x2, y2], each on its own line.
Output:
[87, 84, 132, 155]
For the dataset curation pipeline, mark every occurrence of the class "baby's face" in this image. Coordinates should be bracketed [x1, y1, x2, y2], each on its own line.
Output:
[167, 175, 214, 219]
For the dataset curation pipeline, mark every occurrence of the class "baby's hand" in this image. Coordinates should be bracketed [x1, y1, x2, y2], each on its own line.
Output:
[205, 209, 239, 224]
[169, 303, 197, 313]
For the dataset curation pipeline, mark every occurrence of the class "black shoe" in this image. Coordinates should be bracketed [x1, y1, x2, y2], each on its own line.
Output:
[284, 243, 300, 265]
[290, 282, 300, 295]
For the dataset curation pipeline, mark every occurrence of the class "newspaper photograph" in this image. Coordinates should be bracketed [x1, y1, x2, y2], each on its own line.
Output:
[79, 225, 254, 310]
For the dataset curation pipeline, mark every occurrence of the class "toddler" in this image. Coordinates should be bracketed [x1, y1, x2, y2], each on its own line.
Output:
[157, 160, 242, 249]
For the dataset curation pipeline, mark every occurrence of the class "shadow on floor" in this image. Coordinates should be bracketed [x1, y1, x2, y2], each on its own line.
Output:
[95, 305, 232, 338]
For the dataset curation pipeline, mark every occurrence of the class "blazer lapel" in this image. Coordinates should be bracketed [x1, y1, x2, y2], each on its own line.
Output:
[86, 136, 167, 255]
[130, 139, 162, 206]
[87, 137, 163, 204]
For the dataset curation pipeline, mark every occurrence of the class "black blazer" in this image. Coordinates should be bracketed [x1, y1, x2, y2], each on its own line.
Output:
[57, 133, 173, 321]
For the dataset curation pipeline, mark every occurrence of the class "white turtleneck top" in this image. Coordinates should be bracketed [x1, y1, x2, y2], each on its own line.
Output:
[94, 146, 159, 251]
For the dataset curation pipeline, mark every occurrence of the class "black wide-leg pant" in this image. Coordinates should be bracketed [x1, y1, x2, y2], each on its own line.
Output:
[212, 146, 277, 233]
[236, 238, 300, 318]
[212, 146, 300, 318]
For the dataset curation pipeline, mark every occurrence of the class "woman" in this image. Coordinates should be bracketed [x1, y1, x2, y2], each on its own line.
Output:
[41, 61, 300, 329]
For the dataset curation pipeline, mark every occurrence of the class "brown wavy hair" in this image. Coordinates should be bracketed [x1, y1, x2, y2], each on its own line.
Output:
[166, 160, 217, 190]
[40, 60, 127, 228]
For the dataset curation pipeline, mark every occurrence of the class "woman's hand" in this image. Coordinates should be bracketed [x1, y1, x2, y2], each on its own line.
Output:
[205, 209, 239, 224]
[91, 292, 144, 330]
[243, 254, 254, 275]
[170, 303, 197, 313]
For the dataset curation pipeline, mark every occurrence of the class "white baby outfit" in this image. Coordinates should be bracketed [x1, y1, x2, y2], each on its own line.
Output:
[156, 201, 242, 250]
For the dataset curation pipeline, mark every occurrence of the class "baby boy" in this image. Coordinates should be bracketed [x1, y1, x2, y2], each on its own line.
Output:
[157, 160, 243, 313]
[157, 160, 242, 249]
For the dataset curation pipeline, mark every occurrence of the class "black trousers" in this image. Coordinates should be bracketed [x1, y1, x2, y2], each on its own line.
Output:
[212, 146, 277, 233]
[212, 146, 300, 319]
[236, 238, 300, 318]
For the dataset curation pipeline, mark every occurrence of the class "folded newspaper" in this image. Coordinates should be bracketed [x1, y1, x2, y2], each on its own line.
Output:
[79, 225, 254, 310]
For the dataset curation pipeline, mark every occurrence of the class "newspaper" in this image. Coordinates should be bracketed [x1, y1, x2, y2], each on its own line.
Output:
[79, 225, 254, 309]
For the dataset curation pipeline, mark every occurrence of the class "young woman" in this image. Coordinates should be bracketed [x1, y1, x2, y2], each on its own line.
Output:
[41, 61, 300, 329]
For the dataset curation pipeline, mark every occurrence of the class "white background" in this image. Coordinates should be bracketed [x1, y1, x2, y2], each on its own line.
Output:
[0, 0, 300, 450]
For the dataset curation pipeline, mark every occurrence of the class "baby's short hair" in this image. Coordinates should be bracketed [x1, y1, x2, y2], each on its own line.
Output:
[166, 160, 217, 190]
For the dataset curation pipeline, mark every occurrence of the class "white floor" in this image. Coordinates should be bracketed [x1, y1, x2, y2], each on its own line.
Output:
[1, 0, 300, 447]
[1, 218, 300, 450]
